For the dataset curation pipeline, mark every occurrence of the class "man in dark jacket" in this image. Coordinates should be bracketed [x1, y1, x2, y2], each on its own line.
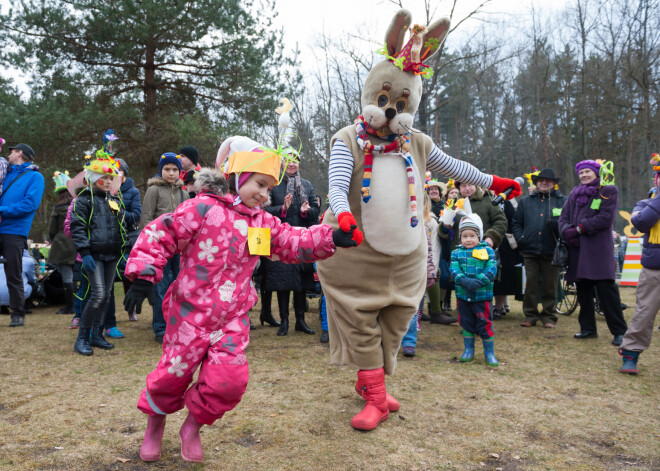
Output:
[1, 143, 45, 327]
[511, 168, 567, 328]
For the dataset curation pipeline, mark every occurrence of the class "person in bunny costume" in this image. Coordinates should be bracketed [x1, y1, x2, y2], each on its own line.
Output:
[316, 9, 521, 431]
[123, 136, 358, 463]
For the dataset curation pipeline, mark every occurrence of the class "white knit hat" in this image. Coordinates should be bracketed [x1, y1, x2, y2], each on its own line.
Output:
[458, 213, 483, 241]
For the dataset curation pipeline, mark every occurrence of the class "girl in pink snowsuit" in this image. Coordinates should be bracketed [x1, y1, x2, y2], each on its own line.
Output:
[124, 137, 358, 463]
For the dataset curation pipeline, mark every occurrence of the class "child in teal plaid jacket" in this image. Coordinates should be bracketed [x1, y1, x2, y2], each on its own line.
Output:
[450, 214, 499, 367]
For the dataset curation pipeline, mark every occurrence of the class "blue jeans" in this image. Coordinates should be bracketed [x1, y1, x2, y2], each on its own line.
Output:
[80, 259, 117, 329]
[401, 297, 424, 348]
[153, 254, 180, 337]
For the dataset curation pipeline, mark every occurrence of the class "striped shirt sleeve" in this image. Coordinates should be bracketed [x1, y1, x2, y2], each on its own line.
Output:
[427, 145, 493, 189]
[328, 139, 354, 216]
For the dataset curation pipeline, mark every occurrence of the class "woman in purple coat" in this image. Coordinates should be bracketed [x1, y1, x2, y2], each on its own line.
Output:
[558, 160, 627, 346]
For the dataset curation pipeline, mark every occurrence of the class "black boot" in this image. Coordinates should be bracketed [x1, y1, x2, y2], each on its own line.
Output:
[9, 314, 25, 327]
[295, 313, 315, 334]
[74, 327, 93, 355]
[57, 283, 75, 314]
[430, 311, 457, 325]
[259, 290, 280, 327]
[90, 323, 114, 350]
[276, 292, 289, 336]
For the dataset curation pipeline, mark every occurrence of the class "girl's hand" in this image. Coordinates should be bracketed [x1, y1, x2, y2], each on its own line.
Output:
[283, 193, 293, 212]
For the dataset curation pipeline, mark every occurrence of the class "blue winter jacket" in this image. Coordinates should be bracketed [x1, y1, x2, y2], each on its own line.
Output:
[118, 177, 142, 230]
[631, 195, 660, 270]
[0, 162, 45, 237]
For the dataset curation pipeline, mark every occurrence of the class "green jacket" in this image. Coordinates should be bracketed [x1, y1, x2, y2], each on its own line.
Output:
[450, 242, 497, 302]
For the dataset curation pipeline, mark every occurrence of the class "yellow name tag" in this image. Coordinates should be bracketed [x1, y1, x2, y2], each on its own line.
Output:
[108, 200, 119, 212]
[472, 248, 489, 260]
[247, 227, 271, 256]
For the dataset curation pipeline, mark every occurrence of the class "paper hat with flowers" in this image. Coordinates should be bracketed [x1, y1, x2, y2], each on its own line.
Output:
[216, 136, 282, 183]
[84, 149, 120, 176]
[53, 171, 71, 194]
[651, 153, 660, 175]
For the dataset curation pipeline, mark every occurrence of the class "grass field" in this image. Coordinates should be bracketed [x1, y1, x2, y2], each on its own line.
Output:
[0, 286, 658, 470]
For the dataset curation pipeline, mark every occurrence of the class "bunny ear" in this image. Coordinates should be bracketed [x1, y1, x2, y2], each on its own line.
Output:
[421, 17, 450, 61]
[462, 197, 472, 215]
[385, 9, 413, 57]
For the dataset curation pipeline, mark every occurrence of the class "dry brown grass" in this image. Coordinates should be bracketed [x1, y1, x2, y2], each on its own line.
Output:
[0, 287, 659, 470]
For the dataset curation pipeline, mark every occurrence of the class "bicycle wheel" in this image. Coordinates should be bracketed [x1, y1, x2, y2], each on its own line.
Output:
[556, 270, 578, 316]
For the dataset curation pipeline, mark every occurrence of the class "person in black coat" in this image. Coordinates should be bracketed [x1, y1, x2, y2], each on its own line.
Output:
[511, 168, 567, 328]
[70, 159, 127, 355]
[261, 153, 320, 336]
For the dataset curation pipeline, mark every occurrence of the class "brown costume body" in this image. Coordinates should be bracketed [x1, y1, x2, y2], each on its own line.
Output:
[317, 125, 433, 375]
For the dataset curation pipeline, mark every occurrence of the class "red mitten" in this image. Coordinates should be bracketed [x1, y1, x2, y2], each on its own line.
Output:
[489, 175, 522, 200]
[337, 212, 364, 246]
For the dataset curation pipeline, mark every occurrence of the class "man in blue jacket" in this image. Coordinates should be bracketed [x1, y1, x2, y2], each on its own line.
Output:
[1, 143, 45, 327]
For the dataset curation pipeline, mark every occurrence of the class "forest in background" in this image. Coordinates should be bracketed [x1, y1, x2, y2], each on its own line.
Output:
[1, 0, 658, 240]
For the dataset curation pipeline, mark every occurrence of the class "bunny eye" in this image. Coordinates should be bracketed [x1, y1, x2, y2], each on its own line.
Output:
[376, 90, 391, 108]
[394, 97, 408, 114]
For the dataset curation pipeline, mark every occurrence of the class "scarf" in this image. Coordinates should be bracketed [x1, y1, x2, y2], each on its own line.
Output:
[574, 179, 600, 207]
[285, 172, 307, 206]
[354, 116, 418, 227]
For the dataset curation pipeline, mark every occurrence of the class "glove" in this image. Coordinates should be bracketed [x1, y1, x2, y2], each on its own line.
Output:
[336, 212, 363, 246]
[333, 226, 358, 248]
[545, 220, 559, 235]
[81, 254, 96, 273]
[563, 227, 581, 247]
[460, 277, 481, 291]
[123, 279, 155, 314]
[489, 175, 522, 200]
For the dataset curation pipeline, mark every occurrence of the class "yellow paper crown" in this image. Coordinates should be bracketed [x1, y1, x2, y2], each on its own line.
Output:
[225, 150, 282, 183]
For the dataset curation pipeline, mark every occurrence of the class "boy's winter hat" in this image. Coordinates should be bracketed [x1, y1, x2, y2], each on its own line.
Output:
[458, 213, 483, 240]
[159, 152, 182, 173]
[52, 171, 71, 194]
[178, 145, 199, 166]
[116, 158, 129, 176]
[575, 160, 601, 176]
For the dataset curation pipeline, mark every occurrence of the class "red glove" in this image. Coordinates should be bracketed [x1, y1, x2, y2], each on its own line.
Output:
[337, 212, 364, 246]
[489, 175, 522, 200]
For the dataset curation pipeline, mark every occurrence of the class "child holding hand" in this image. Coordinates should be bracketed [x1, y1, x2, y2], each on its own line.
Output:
[123, 136, 359, 463]
[450, 214, 498, 366]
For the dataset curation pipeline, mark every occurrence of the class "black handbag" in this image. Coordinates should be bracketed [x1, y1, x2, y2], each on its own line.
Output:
[551, 235, 569, 268]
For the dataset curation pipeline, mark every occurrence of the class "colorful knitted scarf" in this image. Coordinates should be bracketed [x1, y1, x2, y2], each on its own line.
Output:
[354, 116, 418, 227]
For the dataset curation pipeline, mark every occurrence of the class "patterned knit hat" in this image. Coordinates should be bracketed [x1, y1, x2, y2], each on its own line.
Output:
[52, 171, 70, 194]
[575, 160, 601, 176]
[458, 213, 483, 241]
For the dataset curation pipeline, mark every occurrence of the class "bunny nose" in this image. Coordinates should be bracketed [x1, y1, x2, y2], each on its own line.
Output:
[385, 108, 397, 120]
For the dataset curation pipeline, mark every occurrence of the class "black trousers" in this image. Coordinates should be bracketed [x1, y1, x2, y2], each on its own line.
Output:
[0, 234, 27, 316]
[576, 279, 627, 335]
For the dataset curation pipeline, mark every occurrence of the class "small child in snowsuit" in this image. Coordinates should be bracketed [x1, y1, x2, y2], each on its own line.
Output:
[123, 136, 359, 463]
[450, 214, 498, 367]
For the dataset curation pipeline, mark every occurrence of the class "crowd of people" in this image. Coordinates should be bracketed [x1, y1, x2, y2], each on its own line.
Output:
[1, 133, 659, 462]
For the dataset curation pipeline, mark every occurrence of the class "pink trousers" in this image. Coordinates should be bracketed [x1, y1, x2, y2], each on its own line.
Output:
[137, 313, 251, 425]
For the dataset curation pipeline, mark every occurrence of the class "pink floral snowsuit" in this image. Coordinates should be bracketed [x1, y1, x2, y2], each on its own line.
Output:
[125, 192, 336, 425]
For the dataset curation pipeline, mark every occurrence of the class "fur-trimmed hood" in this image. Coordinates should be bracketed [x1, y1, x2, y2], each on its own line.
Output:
[147, 176, 184, 188]
[194, 168, 228, 196]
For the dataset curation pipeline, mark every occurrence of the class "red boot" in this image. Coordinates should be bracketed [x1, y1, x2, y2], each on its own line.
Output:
[355, 378, 400, 412]
[351, 368, 390, 431]
[140, 415, 166, 462]
[179, 412, 204, 462]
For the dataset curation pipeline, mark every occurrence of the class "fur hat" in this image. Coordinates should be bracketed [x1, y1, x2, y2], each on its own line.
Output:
[458, 213, 483, 241]
[178, 145, 199, 166]
[575, 160, 601, 176]
[159, 152, 182, 174]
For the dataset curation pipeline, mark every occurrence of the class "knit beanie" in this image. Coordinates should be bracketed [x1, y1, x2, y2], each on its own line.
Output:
[159, 152, 182, 174]
[575, 160, 601, 177]
[178, 145, 199, 166]
[116, 158, 129, 176]
[458, 213, 483, 241]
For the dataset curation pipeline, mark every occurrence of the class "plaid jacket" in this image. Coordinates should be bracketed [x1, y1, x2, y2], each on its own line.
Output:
[450, 242, 497, 302]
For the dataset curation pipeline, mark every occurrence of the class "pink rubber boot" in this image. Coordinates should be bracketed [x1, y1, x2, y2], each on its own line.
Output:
[179, 412, 204, 462]
[355, 377, 400, 412]
[140, 415, 166, 462]
[351, 368, 390, 431]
